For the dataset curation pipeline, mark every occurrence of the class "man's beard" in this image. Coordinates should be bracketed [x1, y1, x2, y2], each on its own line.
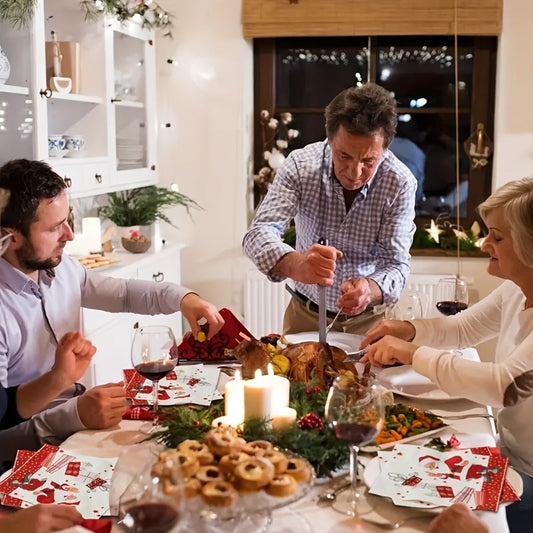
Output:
[15, 238, 62, 271]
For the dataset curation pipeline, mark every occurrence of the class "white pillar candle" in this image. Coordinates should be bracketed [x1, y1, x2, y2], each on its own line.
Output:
[267, 363, 291, 413]
[271, 407, 297, 430]
[224, 369, 244, 423]
[243, 369, 273, 420]
[82, 217, 102, 252]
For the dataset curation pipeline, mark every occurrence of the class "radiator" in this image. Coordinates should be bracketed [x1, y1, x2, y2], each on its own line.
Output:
[244, 269, 458, 335]
[244, 268, 291, 337]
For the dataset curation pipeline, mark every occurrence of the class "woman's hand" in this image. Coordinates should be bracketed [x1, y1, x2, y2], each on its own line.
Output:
[360, 335, 418, 367]
[360, 318, 416, 348]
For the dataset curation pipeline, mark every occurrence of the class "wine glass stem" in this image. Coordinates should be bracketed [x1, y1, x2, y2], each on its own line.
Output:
[348, 444, 360, 516]
[152, 379, 160, 426]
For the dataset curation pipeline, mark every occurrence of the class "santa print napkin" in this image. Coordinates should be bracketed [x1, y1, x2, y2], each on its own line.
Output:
[369, 444, 513, 511]
[124, 363, 221, 407]
[0, 444, 117, 519]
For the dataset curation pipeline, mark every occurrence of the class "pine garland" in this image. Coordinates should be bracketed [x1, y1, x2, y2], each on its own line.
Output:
[0, 0, 37, 28]
[156, 380, 349, 478]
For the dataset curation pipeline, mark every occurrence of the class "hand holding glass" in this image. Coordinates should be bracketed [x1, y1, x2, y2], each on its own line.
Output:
[131, 325, 178, 431]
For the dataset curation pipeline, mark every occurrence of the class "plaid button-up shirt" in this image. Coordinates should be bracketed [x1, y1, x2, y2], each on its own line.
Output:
[243, 140, 417, 312]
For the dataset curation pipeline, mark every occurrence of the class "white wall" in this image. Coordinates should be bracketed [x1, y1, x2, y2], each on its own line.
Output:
[155, 0, 533, 350]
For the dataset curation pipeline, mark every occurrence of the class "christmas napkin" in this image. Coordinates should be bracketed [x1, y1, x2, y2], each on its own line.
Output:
[124, 363, 221, 407]
[369, 443, 516, 511]
[0, 444, 117, 519]
[178, 307, 254, 362]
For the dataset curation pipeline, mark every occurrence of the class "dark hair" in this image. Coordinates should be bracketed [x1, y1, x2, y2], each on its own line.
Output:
[0, 159, 67, 236]
[325, 83, 397, 147]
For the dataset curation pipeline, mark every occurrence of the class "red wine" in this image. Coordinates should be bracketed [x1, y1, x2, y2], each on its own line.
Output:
[122, 502, 179, 533]
[135, 361, 175, 381]
[335, 423, 379, 446]
[436, 301, 468, 316]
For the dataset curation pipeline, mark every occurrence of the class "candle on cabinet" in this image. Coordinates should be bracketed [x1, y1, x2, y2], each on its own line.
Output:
[266, 363, 290, 414]
[224, 369, 244, 423]
[82, 217, 102, 253]
[271, 407, 297, 430]
[243, 369, 272, 420]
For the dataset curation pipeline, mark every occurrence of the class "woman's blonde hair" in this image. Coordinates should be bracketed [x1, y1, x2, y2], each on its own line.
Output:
[478, 177, 533, 268]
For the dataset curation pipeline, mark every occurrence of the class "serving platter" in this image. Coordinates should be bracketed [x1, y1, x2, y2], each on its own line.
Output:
[284, 331, 364, 355]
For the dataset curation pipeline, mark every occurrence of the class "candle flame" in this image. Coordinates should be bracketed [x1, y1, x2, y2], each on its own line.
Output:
[267, 363, 274, 376]
[254, 368, 262, 379]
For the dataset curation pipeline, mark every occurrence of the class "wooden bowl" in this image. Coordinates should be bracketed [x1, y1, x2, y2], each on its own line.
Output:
[121, 237, 151, 253]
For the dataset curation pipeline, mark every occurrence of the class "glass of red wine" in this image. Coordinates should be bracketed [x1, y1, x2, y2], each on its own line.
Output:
[119, 458, 184, 533]
[325, 374, 384, 517]
[436, 277, 469, 316]
[131, 325, 178, 432]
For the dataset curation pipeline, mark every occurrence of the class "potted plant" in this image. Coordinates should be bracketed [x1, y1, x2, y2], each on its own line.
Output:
[97, 185, 202, 250]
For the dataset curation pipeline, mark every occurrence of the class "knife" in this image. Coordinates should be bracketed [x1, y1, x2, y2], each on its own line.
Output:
[318, 237, 328, 344]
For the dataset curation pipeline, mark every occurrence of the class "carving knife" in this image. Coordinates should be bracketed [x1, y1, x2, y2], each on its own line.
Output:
[318, 237, 328, 344]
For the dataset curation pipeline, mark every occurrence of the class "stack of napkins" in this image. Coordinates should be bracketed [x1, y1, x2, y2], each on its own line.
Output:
[369, 443, 520, 510]
[123, 363, 222, 407]
[0, 444, 116, 518]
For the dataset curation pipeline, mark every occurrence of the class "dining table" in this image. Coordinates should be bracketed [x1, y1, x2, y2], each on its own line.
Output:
[56, 347, 513, 533]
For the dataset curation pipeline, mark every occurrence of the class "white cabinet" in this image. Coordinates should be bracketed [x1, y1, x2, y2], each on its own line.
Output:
[0, 0, 158, 196]
[80, 243, 184, 388]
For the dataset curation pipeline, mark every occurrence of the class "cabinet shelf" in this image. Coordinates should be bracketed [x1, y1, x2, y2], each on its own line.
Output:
[113, 99, 145, 109]
[0, 84, 29, 96]
[50, 92, 103, 105]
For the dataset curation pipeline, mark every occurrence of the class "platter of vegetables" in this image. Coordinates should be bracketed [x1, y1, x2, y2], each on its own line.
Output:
[361, 404, 447, 452]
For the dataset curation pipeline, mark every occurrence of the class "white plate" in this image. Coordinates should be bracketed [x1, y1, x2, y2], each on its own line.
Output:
[48, 149, 69, 158]
[284, 331, 363, 354]
[363, 456, 524, 506]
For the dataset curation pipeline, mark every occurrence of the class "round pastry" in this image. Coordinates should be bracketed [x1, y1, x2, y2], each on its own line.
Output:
[195, 465, 225, 484]
[177, 439, 215, 465]
[201, 481, 239, 507]
[233, 457, 275, 491]
[157, 451, 199, 479]
[285, 458, 311, 482]
[205, 428, 245, 456]
[243, 440, 274, 456]
[218, 452, 250, 475]
[262, 450, 289, 475]
[265, 474, 298, 497]
[184, 477, 202, 498]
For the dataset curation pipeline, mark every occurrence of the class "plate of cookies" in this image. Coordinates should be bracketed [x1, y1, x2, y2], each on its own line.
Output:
[152, 425, 315, 521]
[77, 254, 119, 270]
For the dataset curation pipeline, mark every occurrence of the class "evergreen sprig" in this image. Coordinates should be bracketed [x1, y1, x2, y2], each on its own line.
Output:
[0, 0, 37, 28]
[156, 380, 349, 478]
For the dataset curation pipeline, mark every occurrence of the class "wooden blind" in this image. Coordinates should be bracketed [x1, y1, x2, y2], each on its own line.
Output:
[242, 0, 502, 38]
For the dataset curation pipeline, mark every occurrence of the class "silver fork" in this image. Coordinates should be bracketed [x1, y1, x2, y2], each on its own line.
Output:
[326, 308, 343, 334]
[432, 413, 494, 420]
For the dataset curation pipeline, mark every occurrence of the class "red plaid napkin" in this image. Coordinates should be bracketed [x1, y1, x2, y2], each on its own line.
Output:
[122, 405, 153, 420]
[178, 308, 254, 362]
[79, 519, 112, 533]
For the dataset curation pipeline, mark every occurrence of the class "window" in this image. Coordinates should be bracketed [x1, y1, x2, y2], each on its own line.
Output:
[254, 36, 497, 245]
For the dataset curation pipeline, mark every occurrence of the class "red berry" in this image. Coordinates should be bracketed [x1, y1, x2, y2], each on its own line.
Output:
[305, 388, 312, 394]
[193, 420, 201, 427]
[297, 413, 323, 431]
[314, 386, 321, 393]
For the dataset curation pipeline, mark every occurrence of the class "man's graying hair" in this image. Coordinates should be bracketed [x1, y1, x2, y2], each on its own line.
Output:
[325, 83, 397, 148]
[0, 159, 66, 237]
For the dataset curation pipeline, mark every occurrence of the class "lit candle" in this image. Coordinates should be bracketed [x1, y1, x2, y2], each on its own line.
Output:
[224, 369, 244, 423]
[82, 217, 102, 253]
[271, 407, 297, 430]
[266, 363, 290, 413]
[243, 369, 273, 420]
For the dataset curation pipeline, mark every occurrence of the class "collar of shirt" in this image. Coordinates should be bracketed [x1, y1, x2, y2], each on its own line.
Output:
[0, 256, 40, 297]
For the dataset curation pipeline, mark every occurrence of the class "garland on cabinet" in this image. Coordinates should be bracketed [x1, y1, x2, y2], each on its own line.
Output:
[0, 1, 173, 35]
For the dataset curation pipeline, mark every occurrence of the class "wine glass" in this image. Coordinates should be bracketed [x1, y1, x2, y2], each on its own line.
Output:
[325, 374, 384, 517]
[384, 289, 424, 320]
[119, 458, 185, 533]
[436, 277, 469, 316]
[131, 325, 178, 432]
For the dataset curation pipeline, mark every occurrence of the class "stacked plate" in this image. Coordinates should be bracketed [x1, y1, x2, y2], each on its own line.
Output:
[117, 138, 144, 170]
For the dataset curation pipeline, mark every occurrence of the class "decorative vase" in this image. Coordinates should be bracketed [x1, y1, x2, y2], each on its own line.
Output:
[0, 44, 10, 85]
